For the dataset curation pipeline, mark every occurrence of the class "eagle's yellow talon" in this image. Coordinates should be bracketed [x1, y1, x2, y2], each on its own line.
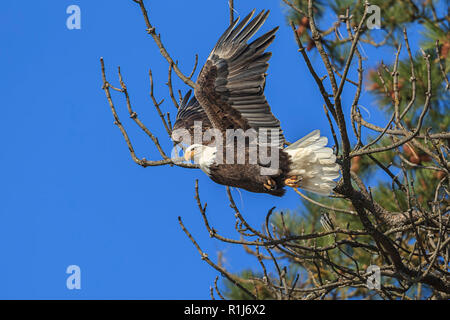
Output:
[285, 176, 301, 188]
[264, 178, 276, 191]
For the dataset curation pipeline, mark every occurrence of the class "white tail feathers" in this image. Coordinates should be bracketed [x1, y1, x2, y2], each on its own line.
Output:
[284, 130, 340, 195]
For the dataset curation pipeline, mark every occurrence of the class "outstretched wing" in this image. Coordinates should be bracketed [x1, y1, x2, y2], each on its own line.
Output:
[195, 9, 285, 148]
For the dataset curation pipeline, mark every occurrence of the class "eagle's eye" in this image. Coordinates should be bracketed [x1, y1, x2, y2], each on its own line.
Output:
[184, 146, 199, 162]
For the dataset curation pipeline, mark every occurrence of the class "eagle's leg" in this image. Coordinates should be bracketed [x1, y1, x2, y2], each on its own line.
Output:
[284, 176, 302, 188]
[263, 177, 276, 191]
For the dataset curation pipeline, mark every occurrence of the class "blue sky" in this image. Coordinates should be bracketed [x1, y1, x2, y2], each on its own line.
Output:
[0, 1, 413, 299]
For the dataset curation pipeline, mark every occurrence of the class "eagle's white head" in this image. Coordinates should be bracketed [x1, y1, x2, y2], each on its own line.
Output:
[184, 144, 217, 175]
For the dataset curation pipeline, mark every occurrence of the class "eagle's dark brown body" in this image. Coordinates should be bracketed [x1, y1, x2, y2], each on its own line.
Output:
[173, 103, 293, 196]
[208, 149, 292, 197]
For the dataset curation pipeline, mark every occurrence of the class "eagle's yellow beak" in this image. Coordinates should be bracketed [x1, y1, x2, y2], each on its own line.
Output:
[184, 149, 195, 162]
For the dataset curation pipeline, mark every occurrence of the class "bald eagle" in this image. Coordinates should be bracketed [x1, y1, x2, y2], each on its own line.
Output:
[172, 10, 339, 197]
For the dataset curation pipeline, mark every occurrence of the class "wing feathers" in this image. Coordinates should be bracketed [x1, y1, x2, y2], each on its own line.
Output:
[173, 90, 211, 135]
[196, 10, 285, 148]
